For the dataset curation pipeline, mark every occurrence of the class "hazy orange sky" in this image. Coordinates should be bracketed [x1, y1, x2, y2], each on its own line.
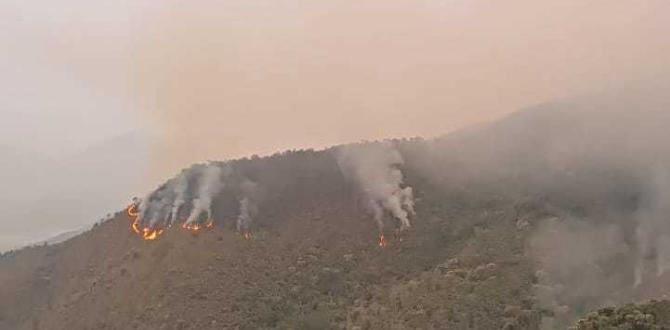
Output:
[130, 0, 670, 178]
[5, 0, 670, 177]
[1, 0, 670, 247]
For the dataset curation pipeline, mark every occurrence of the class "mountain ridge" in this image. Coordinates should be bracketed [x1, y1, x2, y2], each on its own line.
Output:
[2, 94, 670, 329]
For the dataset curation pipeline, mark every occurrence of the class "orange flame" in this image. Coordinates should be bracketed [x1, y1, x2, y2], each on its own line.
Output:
[147, 229, 163, 240]
[127, 204, 139, 217]
[126, 201, 217, 241]
[142, 228, 164, 240]
[181, 219, 215, 232]
[379, 234, 387, 248]
[242, 232, 251, 240]
[131, 219, 141, 234]
[182, 222, 201, 231]
[127, 203, 166, 241]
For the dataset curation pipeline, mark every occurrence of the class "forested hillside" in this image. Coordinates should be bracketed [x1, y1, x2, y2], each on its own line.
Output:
[2, 90, 670, 329]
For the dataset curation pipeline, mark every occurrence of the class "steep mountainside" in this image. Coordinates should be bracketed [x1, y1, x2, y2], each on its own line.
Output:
[2, 89, 670, 329]
[0, 150, 540, 330]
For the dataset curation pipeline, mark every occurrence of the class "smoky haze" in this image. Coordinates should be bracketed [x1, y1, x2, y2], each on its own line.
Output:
[122, 81, 670, 327]
[401, 82, 670, 327]
[2, 0, 670, 253]
[108, 0, 670, 180]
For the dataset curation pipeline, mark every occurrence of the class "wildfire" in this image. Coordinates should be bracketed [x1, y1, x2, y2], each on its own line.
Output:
[182, 220, 214, 232]
[127, 204, 139, 217]
[131, 218, 141, 234]
[142, 228, 164, 240]
[126, 203, 166, 241]
[127, 199, 220, 241]
[182, 223, 202, 232]
[379, 233, 388, 248]
[242, 232, 252, 240]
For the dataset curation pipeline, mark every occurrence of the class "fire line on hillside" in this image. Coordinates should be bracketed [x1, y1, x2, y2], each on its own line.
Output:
[124, 143, 415, 247]
[127, 202, 217, 240]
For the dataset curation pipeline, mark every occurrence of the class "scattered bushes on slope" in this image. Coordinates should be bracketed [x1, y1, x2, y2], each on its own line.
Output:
[570, 300, 670, 330]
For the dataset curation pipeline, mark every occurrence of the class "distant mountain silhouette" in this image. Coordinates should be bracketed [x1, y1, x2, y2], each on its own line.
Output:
[0, 130, 152, 251]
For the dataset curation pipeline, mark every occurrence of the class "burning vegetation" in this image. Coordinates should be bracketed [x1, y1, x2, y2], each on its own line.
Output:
[125, 163, 226, 240]
[127, 203, 166, 240]
[9, 96, 670, 329]
[378, 233, 388, 248]
[124, 143, 416, 246]
[337, 142, 416, 248]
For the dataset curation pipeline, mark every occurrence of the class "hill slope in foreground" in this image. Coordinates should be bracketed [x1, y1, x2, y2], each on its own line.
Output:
[2, 88, 670, 330]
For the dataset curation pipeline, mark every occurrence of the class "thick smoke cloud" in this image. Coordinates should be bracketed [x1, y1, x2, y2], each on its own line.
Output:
[524, 99, 670, 327]
[411, 84, 670, 327]
[336, 142, 415, 231]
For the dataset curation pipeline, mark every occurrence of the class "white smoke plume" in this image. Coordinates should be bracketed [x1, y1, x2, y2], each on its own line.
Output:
[137, 182, 175, 229]
[634, 166, 670, 284]
[184, 165, 224, 225]
[136, 163, 226, 231]
[473, 96, 670, 327]
[167, 173, 188, 226]
[336, 142, 415, 231]
[236, 180, 259, 233]
[531, 166, 670, 319]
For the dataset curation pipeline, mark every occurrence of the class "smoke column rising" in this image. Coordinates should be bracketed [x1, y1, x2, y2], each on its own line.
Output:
[184, 165, 225, 225]
[635, 166, 670, 284]
[167, 172, 188, 226]
[336, 142, 415, 231]
[135, 163, 227, 233]
[423, 88, 670, 327]
[236, 180, 260, 234]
